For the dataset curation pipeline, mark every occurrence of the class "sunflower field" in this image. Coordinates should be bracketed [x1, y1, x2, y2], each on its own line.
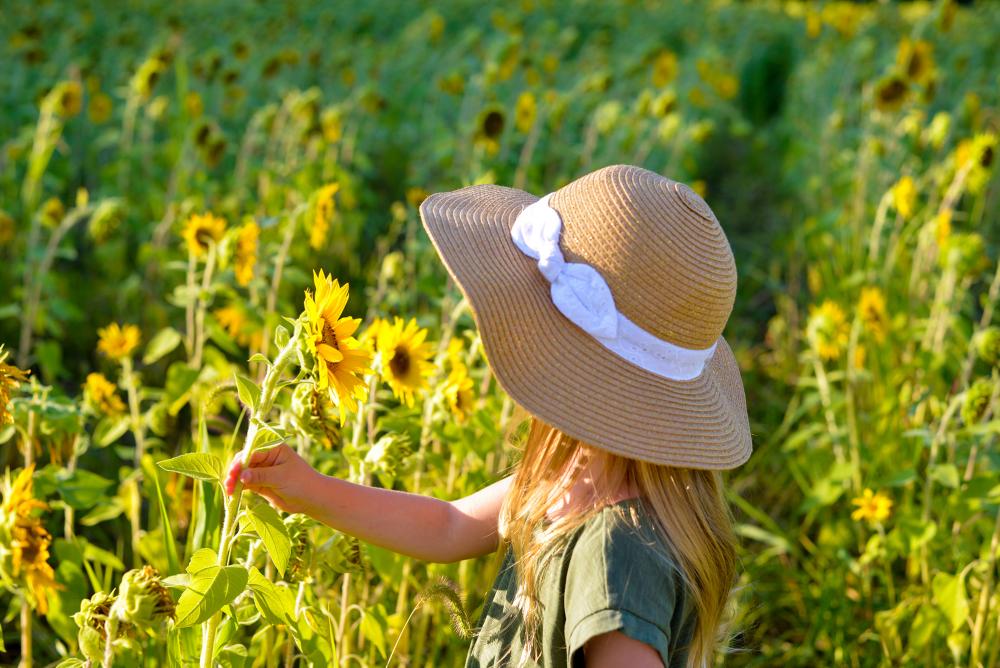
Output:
[1, 0, 999, 666]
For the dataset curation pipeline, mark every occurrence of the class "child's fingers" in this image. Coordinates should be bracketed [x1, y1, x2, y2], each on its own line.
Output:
[239, 466, 278, 488]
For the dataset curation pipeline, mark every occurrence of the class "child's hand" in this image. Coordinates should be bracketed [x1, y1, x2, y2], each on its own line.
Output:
[224, 443, 320, 516]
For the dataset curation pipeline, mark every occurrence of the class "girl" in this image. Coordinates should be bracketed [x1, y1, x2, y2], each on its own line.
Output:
[226, 163, 753, 667]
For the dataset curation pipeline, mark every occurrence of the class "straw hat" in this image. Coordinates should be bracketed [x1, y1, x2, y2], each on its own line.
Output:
[418, 164, 752, 470]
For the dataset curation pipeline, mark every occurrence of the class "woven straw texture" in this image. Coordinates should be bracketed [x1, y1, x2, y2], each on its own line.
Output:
[418, 164, 752, 470]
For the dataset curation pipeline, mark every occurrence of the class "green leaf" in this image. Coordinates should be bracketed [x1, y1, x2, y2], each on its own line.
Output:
[248, 353, 270, 365]
[930, 463, 960, 489]
[93, 414, 131, 447]
[247, 567, 295, 625]
[235, 374, 261, 411]
[359, 604, 388, 659]
[56, 469, 114, 510]
[247, 499, 291, 577]
[143, 327, 183, 364]
[158, 453, 223, 482]
[164, 362, 201, 416]
[174, 565, 249, 628]
[932, 571, 969, 632]
[186, 548, 219, 575]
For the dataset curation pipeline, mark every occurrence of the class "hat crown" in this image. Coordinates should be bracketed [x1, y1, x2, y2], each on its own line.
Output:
[549, 164, 736, 349]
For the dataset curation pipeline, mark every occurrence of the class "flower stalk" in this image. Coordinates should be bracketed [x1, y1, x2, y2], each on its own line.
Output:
[199, 327, 301, 668]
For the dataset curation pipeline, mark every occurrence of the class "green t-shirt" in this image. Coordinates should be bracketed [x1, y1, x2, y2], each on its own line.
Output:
[465, 496, 694, 668]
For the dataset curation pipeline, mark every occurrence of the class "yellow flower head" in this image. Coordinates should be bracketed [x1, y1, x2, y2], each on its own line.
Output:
[443, 365, 475, 423]
[858, 286, 889, 342]
[0, 345, 30, 426]
[515, 91, 537, 134]
[83, 373, 125, 416]
[896, 38, 935, 86]
[0, 465, 59, 614]
[375, 317, 435, 408]
[310, 183, 340, 251]
[181, 212, 227, 257]
[97, 323, 141, 361]
[806, 300, 849, 361]
[304, 270, 372, 423]
[214, 304, 253, 347]
[890, 175, 917, 219]
[851, 488, 892, 524]
[874, 74, 909, 113]
[234, 219, 259, 287]
[651, 50, 678, 88]
[954, 132, 997, 195]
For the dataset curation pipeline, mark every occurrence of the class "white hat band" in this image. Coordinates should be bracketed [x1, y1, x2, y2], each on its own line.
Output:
[510, 193, 718, 381]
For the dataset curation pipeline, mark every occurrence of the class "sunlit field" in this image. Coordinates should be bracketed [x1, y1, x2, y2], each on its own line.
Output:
[1, 1, 999, 666]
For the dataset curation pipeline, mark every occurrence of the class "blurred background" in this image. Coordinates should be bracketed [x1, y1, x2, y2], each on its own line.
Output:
[1, 0, 999, 666]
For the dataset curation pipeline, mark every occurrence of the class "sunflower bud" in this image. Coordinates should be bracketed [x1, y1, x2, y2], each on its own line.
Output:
[109, 565, 175, 630]
[973, 327, 1000, 368]
[962, 378, 996, 427]
[73, 591, 117, 663]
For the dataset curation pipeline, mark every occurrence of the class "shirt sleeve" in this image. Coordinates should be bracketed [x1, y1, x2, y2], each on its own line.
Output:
[563, 512, 677, 668]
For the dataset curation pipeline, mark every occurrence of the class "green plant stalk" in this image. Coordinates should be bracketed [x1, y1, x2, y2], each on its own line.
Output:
[191, 243, 218, 369]
[19, 596, 31, 668]
[122, 356, 148, 566]
[918, 395, 961, 585]
[970, 505, 1000, 667]
[102, 615, 119, 668]
[17, 204, 91, 368]
[199, 331, 300, 668]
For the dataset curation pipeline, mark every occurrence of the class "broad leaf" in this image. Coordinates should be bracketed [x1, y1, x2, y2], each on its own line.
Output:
[175, 565, 248, 628]
[247, 568, 295, 625]
[247, 499, 291, 577]
[235, 374, 261, 411]
[143, 327, 183, 364]
[932, 571, 969, 632]
[158, 453, 223, 483]
[186, 548, 219, 575]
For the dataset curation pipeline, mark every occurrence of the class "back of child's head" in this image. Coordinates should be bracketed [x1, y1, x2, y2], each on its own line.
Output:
[498, 415, 738, 668]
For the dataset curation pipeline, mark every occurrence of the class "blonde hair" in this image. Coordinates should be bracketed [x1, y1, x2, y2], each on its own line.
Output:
[496, 415, 739, 667]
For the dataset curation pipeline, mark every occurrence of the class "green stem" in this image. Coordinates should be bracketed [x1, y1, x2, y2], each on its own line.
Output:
[199, 332, 300, 668]
[970, 496, 1000, 666]
[122, 356, 147, 566]
[19, 598, 32, 668]
[102, 615, 118, 668]
[192, 243, 218, 369]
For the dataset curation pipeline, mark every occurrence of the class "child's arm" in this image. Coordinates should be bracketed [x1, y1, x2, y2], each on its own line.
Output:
[224, 444, 512, 564]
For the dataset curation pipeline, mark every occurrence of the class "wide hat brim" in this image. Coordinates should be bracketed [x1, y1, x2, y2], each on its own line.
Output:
[419, 183, 752, 470]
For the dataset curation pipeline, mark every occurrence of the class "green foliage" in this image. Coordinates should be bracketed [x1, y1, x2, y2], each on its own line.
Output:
[0, 0, 998, 667]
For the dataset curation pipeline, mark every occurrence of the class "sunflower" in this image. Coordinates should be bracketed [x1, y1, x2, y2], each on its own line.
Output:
[375, 317, 435, 408]
[806, 300, 849, 361]
[0, 345, 30, 426]
[954, 132, 997, 195]
[43, 80, 82, 118]
[890, 175, 917, 219]
[896, 38, 935, 86]
[83, 373, 125, 416]
[0, 465, 59, 613]
[181, 212, 227, 257]
[651, 49, 678, 87]
[234, 219, 259, 287]
[858, 286, 889, 343]
[97, 323, 141, 360]
[874, 74, 909, 113]
[215, 304, 250, 346]
[304, 270, 372, 424]
[87, 92, 112, 124]
[515, 91, 537, 134]
[850, 488, 892, 524]
[442, 362, 475, 423]
[310, 183, 340, 251]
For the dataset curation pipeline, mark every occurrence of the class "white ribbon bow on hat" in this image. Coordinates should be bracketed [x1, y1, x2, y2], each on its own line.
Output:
[510, 192, 718, 381]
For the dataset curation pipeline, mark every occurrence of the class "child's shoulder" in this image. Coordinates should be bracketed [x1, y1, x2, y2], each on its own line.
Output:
[571, 497, 679, 574]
